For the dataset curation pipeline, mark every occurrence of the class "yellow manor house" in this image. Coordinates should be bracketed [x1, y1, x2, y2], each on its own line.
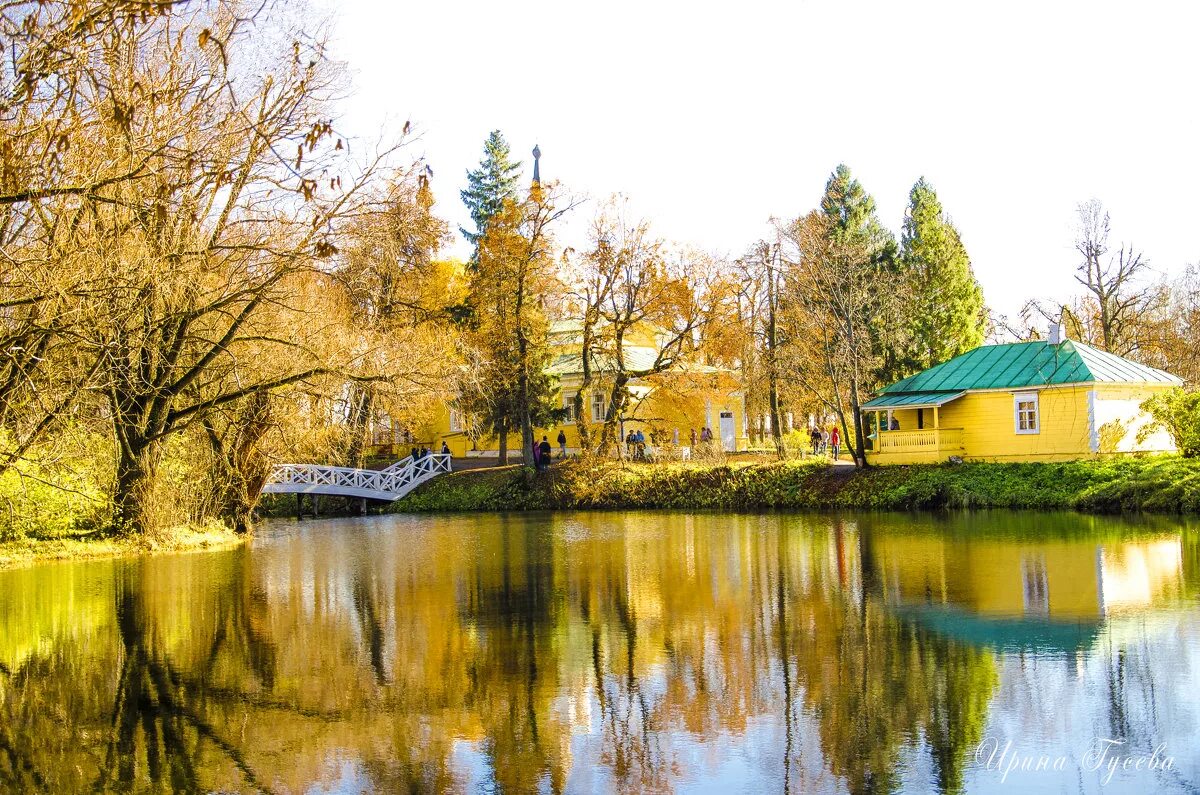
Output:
[429, 320, 748, 458]
[863, 330, 1183, 465]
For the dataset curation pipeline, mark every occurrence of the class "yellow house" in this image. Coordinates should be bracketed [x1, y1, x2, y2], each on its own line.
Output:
[862, 335, 1182, 465]
[432, 319, 747, 458]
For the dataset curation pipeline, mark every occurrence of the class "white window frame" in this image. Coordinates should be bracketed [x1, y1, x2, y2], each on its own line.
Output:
[1014, 392, 1039, 434]
[591, 391, 607, 424]
[562, 393, 576, 424]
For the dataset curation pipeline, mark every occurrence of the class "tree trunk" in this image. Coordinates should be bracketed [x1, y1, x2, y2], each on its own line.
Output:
[766, 246, 786, 460]
[573, 391, 592, 454]
[207, 393, 272, 534]
[848, 377, 869, 468]
[113, 442, 157, 535]
[345, 385, 374, 467]
[497, 425, 508, 466]
[602, 375, 630, 460]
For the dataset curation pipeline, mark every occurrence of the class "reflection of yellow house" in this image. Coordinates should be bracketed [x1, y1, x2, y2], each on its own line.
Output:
[433, 320, 747, 457]
[862, 336, 1182, 464]
[871, 531, 1184, 651]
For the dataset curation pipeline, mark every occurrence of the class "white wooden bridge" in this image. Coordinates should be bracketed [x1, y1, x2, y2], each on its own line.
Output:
[261, 453, 452, 502]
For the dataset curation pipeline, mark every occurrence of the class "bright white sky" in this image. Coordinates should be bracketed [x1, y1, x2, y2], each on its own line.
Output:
[315, 0, 1199, 319]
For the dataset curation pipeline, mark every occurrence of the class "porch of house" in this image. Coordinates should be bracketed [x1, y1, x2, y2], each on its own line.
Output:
[861, 394, 966, 465]
[867, 426, 965, 464]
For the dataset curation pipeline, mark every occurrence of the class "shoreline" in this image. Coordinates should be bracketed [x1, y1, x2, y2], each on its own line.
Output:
[391, 457, 1200, 515]
[0, 523, 246, 571]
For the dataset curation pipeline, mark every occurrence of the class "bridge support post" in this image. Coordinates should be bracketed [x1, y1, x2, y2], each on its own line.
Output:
[295, 493, 302, 520]
[359, 497, 367, 516]
[313, 496, 320, 518]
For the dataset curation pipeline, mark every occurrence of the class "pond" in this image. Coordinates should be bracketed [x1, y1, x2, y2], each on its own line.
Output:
[0, 511, 1197, 793]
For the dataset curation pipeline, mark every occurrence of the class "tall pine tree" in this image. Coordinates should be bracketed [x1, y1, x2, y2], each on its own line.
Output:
[460, 130, 523, 257]
[898, 178, 985, 374]
[820, 163, 896, 261]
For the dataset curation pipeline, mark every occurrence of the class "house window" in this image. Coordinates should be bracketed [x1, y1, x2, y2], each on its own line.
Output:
[1014, 392, 1039, 434]
[562, 393, 576, 424]
[591, 391, 607, 423]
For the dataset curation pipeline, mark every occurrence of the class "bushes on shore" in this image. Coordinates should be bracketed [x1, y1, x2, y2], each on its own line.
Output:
[394, 456, 1200, 514]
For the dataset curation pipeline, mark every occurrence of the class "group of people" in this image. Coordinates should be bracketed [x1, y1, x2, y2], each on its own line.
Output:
[625, 428, 649, 460]
[532, 432, 567, 472]
[409, 442, 451, 461]
[809, 425, 841, 460]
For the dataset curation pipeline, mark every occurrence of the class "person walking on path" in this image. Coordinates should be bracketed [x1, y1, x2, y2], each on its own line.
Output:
[538, 436, 553, 471]
[830, 426, 840, 461]
[810, 427, 821, 456]
[440, 441, 450, 456]
[557, 429, 567, 459]
[532, 439, 541, 470]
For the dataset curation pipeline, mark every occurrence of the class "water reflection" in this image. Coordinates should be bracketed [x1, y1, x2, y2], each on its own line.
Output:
[0, 511, 1197, 793]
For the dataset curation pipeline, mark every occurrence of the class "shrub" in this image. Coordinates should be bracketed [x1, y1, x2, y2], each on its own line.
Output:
[1141, 389, 1200, 457]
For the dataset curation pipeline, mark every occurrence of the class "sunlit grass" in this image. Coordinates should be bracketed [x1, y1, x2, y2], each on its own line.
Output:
[0, 521, 245, 571]
[395, 455, 1200, 515]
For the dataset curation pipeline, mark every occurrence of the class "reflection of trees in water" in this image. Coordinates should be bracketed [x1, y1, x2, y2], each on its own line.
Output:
[757, 518, 998, 795]
[579, 534, 666, 792]
[94, 551, 282, 793]
[0, 547, 328, 792]
[1, 514, 1189, 793]
[96, 586, 268, 792]
[461, 515, 568, 794]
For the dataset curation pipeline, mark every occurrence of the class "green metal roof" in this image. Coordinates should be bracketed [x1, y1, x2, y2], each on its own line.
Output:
[861, 390, 965, 410]
[877, 340, 1181, 396]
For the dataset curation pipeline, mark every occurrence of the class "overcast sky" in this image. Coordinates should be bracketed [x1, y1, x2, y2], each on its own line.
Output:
[315, 0, 1199, 319]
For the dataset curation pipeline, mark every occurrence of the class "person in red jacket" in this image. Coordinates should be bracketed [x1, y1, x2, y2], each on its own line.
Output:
[829, 425, 840, 461]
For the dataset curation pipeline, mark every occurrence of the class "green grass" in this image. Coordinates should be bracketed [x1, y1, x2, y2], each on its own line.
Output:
[393, 456, 1200, 515]
[0, 521, 245, 571]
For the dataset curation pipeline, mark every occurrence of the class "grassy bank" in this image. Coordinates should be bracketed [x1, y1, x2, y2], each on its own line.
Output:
[394, 456, 1200, 514]
[0, 523, 246, 571]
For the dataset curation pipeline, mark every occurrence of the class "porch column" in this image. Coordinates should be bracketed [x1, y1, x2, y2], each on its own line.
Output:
[933, 405, 940, 451]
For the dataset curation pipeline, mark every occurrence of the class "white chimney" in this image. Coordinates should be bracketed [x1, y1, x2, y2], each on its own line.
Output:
[1048, 321, 1064, 345]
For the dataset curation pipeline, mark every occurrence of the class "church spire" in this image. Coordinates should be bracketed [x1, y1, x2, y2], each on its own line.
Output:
[531, 144, 541, 185]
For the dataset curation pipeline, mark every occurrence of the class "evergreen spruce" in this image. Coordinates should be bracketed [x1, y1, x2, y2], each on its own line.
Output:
[460, 130, 523, 257]
[898, 178, 986, 373]
[820, 163, 896, 261]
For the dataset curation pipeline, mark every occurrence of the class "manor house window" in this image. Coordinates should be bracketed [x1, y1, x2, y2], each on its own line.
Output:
[1014, 392, 1039, 434]
[591, 392, 607, 423]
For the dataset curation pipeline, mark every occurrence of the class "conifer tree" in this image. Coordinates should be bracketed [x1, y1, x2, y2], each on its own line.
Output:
[783, 165, 902, 466]
[460, 130, 523, 256]
[820, 164, 896, 261]
[898, 178, 985, 373]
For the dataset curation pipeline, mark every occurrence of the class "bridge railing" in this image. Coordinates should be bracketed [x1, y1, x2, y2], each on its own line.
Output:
[264, 453, 452, 498]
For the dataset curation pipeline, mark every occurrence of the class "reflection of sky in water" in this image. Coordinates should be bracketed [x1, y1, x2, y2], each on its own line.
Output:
[0, 510, 1197, 793]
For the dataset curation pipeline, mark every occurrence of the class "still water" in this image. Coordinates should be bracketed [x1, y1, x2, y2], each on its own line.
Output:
[0, 511, 1197, 794]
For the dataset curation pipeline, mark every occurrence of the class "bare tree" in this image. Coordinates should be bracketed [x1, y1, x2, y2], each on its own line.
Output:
[581, 204, 721, 457]
[0, 3, 412, 533]
[1073, 200, 1164, 356]
[738, 239, 787, 458]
